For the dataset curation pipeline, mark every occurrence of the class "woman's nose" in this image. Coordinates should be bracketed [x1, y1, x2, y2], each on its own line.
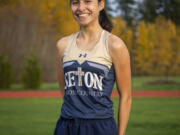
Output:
[78, 2, 86, 11]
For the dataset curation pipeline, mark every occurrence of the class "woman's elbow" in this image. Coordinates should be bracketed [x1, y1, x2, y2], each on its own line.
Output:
[120, 92, 132, 104]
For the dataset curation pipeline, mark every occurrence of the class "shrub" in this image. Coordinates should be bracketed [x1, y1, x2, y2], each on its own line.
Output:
[0, 54, 13, 89]
[21, 53, 42, 89]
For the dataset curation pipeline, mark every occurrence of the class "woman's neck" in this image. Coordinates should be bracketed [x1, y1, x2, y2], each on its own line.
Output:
[79, 20, 103, 41]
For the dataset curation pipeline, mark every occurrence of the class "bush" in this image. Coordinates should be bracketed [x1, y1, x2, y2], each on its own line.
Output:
[0, 54, 13, 89]
[21, 53, 42, 89]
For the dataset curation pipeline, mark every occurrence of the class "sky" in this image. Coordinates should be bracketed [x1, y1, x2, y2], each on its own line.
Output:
[108, 0, 143, 17]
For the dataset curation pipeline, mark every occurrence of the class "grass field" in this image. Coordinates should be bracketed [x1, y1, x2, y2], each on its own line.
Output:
[0, 98, 180, 135]
[7, 76, 180, 91]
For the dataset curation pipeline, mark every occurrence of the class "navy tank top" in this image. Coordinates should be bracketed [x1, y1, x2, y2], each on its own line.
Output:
[60, 29, 116, 119]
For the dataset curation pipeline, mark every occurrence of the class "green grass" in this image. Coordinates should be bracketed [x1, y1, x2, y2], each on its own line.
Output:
[130, 76, 180, 90]
[10, 82, 59, 91]
[0, 98, 180, 135]
[113, 98, 180, 135]
[6, 76, 180, 91]
[0, 98, 61, 135]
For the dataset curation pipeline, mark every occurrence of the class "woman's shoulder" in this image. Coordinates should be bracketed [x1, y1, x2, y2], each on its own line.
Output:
[56, 32, 77, 53]
[108, 33, 126, 51]
[56, 36, 69, 51]
[108, 32, 130, 59]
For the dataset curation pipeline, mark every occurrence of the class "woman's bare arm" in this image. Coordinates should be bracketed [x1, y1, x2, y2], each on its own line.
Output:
[109, 34, 132, 135]
[56, 37, 68, 98]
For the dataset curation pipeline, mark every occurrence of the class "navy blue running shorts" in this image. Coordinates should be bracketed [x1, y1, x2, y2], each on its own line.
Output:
[54, 116, 118, 135]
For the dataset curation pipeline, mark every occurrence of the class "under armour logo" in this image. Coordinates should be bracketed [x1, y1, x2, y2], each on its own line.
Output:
[79, 53, 87, 58]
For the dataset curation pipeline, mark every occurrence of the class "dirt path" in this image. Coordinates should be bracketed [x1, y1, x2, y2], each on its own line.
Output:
[0, 90, 180, 98]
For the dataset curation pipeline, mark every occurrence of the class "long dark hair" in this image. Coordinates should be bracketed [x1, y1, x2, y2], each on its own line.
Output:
[98, 0, 113, 32]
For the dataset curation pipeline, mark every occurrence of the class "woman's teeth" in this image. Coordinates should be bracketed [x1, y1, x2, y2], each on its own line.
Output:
[79, 14, 89, 17]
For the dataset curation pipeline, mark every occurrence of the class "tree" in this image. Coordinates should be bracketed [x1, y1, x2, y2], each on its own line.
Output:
[138, 0, 157, 23]
[169, 26, 180, 75]
[0, 0, 15, 6]
[0, 0, 79, 82]
[21, 53, 42, 89]
[116, 0, 139, 27]
[139, 0, 180, 25]
[134, 21, 156, 75]
[0, 54, 13, 89]
[112, 16, 133, 50]
[39, 0, 78, 36]
[134, 16, 179, 77]
[154, 16, 176, 78]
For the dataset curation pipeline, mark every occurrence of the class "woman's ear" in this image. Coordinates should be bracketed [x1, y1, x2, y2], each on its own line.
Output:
[99, 0, 105, 11]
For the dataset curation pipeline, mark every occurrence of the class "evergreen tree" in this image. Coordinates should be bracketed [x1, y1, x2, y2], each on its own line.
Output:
[116, 0, 138, 27]
[21, 53, 42, 89]
[139, 0, 180, 25]
[0, 54, 13, 89]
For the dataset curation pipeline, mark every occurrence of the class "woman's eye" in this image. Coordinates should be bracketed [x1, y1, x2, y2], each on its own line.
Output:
[72, 1, 79, 4]
[85, 0, 91, 3]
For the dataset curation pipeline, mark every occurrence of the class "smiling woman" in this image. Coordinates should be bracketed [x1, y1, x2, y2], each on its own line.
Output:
[53, 0, 132, 135]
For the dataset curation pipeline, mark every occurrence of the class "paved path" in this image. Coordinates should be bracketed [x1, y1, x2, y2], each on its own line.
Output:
[0, 90, 180, 98]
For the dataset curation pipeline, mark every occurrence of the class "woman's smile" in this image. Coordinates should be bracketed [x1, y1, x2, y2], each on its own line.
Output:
[77, 13, 90, 18]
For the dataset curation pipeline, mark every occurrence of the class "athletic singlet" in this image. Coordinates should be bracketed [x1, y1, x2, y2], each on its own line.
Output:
[60, 29, 116, 119]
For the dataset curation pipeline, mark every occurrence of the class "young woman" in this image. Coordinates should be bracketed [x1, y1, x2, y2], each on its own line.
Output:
[54, 0, 132, 135]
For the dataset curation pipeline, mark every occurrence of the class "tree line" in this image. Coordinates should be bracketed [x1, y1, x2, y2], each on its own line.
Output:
[112, 0, 180, 27]
[0, 0, 179, 84]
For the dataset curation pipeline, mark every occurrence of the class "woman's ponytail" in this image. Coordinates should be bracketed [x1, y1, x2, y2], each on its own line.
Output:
[98, 1, 113, 32]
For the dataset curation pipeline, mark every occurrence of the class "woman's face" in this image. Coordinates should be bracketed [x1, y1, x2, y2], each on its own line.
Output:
[70, 0, 104, 26]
